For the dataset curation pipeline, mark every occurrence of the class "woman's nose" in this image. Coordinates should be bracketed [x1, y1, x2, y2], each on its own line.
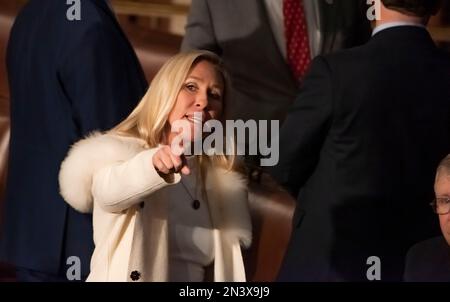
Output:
[195, 91, 208, 109]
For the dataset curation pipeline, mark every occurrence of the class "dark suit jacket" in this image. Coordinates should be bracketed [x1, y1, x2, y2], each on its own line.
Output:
[0, 0, 147, 276]
[271, 26, 450, 281]
[181, 0, 371, 123]
[404, 236, 450, 282]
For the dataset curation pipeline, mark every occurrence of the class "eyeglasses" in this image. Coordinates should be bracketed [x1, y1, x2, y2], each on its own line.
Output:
[430, 197, 450, 215]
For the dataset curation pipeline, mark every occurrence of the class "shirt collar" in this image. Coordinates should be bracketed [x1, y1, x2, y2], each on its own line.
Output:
[372, 22, 426, 37]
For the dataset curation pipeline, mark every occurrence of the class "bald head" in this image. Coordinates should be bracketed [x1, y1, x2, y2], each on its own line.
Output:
[436, 154, 450, 180]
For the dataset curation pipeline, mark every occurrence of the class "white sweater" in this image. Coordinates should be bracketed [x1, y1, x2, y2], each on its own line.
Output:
[167, 159, 214, 282]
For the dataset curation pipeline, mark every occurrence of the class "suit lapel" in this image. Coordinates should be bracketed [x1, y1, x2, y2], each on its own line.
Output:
[253, 0, 298, 87]
[256, 0, 284, 61]
[303, 0, 322, 57]
[316, 0, 338, 54]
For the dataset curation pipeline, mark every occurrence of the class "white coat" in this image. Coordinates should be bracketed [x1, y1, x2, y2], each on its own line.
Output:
[58, 133, 252, 281]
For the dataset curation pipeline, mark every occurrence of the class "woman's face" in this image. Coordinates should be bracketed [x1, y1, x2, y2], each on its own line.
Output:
[166, 60, 224, 144]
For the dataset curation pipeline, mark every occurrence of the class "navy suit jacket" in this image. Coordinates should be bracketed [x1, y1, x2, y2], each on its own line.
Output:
[404, 236, 450, 282]
[271, 27, 450, 281]
[0, 0, 147, 276]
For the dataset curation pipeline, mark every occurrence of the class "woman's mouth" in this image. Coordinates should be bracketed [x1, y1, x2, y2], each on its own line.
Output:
[184, 113, 204, 125]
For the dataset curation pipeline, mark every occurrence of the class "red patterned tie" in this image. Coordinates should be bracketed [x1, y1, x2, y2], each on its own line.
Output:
[283, 0, 311, 85]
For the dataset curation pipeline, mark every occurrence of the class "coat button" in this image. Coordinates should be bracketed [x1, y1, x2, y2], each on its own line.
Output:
[130, 270, 141, 281]
[140, 202, 145, 209]
[192, 199, 200, 210]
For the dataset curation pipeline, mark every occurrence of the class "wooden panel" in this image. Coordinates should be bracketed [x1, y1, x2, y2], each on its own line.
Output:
[0, 99, 9, 232]
[429, 27, 450, 43]
[111, 0, 190, 18]
[244, 172, 295, 281]
[116, 15, 182, 81]
[111, 0, 190, 35]
[0, 2, 18, 103]
[0, 2, 15, 233]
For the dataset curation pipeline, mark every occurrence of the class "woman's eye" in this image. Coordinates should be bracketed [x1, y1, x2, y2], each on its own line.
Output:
[185, 84, 197, 91]
[209, 91, 222, 100]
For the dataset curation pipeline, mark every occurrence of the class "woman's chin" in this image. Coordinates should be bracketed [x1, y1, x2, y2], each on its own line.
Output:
[179, 128, 202, 143]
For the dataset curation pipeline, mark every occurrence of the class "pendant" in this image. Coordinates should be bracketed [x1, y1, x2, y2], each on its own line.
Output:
[192, 199, 200, 210]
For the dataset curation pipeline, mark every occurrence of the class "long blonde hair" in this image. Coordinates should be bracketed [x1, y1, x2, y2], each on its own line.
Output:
[111, 50, 236, 172]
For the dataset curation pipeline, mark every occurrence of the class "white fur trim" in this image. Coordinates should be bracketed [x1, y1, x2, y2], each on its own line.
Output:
[58, 132, 148, 213]
[59, 132, 252, 247]
[206, 168, 252, 248]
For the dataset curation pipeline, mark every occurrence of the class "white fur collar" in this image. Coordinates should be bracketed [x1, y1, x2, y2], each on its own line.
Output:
[59, 132, 251, 247]
[59, 132, 146, 213]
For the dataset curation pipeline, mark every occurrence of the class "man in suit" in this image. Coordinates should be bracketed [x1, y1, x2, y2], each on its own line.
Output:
[182, 0, 371, 126]
[0, 0, 147, 281]
[404, 154, 450, 282]
[270, 0, 450, 281]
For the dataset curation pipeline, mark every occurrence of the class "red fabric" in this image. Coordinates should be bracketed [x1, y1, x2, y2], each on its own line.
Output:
[283, 0, 311, 84]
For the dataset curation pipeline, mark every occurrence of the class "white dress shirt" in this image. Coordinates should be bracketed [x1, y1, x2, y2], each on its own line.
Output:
[264, 0, 287, 58]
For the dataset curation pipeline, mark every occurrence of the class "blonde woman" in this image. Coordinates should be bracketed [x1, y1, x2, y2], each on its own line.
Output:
[58, 50, 251, 282]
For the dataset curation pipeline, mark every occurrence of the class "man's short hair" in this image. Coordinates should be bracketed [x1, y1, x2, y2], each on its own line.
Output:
[381, 0, 442, 17]
[437, 154, 450, 177]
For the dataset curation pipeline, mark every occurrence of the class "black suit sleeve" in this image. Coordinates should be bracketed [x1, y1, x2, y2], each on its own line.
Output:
[58, 22, 141, 135]
[270, 56, 333, 198]
[181, 0, 221, 54]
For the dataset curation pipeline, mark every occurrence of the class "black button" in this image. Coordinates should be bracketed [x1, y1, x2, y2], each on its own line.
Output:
[130, 270, 141, 281]
[140, 202, 145, 209]
[192, 199, 200, 210]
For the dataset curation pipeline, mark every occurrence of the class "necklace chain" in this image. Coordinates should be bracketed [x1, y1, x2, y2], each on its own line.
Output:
[180, 178, 198, 202]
